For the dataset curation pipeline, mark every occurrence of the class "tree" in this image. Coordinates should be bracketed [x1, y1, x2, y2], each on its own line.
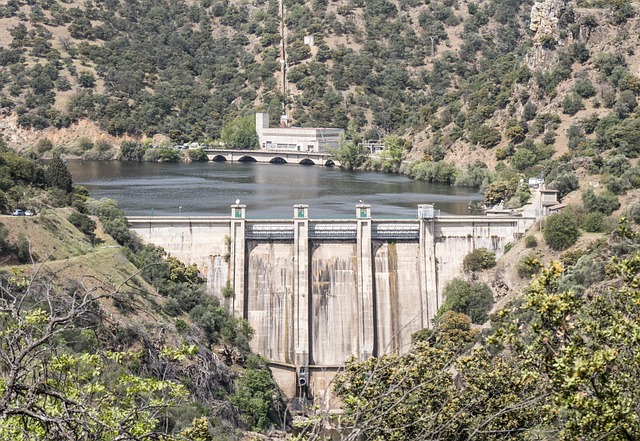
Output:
[0, 268, 187, 440]
[220, 115, 259, 150]
[331, 139, 366, 171]
[45, 153, 72, 193]
[544, 210, 580, 250]
[439, 278, 494, 324]
[462, 248, 496, 273]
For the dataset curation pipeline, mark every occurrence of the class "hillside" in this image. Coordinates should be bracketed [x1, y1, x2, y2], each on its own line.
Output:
[0, 200, 289, 438]
[0, 1, 639, 212]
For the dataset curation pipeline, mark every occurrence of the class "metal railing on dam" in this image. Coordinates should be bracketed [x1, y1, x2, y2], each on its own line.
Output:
[128, 203, 536, 407]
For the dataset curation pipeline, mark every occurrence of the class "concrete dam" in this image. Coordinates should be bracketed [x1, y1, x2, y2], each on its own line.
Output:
[128, 204, 535, 405]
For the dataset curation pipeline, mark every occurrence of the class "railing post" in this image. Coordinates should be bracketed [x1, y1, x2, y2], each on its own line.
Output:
[356, 204, 374, 358]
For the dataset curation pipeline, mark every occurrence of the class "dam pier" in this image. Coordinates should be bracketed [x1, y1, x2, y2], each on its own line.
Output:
[128, 204, 535, 406]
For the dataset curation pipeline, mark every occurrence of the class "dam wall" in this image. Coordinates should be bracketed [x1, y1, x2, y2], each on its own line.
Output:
[128, 205, 535, 406]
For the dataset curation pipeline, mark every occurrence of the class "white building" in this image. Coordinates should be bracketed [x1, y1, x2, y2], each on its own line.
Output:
[255, 112, 344, 153]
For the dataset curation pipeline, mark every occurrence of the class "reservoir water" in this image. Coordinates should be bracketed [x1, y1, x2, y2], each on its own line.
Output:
[66, 160, 484, 219]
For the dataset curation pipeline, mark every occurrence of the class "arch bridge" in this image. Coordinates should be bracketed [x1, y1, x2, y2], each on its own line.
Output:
[203, 149, 339, 166]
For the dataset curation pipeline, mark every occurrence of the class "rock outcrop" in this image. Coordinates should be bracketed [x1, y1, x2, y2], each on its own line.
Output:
[526, 0, 567, 71]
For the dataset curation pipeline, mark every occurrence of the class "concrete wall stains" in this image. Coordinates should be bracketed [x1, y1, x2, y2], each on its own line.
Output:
[310, 242, 359, 366]
[128, 213, 535, 406]
[246, 242, 294, 364]
[374, 242, 423, 356]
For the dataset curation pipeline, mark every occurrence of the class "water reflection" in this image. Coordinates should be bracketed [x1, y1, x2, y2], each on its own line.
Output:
[66, 161, 483, 218]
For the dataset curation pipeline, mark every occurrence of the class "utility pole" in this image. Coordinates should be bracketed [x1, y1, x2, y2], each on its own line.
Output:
[280, 0, 287, 104]
[430, 35, 436, 57]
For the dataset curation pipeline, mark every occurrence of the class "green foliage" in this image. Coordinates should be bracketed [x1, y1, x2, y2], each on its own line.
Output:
[573, 78, 596, 98]
[44, 153, 73, 193]
[187, 148, 208, 162]
[220, 115, 259, 150]
[439, 278, 494, 324]
[561, 92, 585, 115]
[544, 211, 580, 250]
[582, 212, 606, 232]
[524, 235, 538, 248]
[67, 211, 96, 242]
[331, 139, 366, 171]
[119, 141, 147, 162]
[468, 124, 501, 149]
[582, 188, 620, 215]
[0, 272, 188, 440]
[462, 248, 496, 273]
[546, 170, 579, 199]
[230, 355, 282, 431]
[510, 146, 538, 171]
[404, 160, 458, 184]
[86, 198, 141, 251]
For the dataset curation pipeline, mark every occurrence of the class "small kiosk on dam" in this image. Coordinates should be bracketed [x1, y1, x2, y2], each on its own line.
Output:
[128, 204, 535, 407]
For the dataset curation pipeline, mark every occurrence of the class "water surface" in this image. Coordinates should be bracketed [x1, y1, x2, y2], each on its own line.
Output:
[66, 161, 483, 219]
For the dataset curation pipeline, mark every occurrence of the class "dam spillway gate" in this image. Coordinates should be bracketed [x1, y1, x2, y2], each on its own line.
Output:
[128, 204, 535, 406]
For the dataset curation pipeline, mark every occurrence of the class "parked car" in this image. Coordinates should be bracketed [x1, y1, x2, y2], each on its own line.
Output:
[12, 209, 25, 216]
[24, 209, 34, 216]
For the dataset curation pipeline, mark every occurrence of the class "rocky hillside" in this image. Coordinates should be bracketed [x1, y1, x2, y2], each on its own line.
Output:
[0, 0, 639, 208]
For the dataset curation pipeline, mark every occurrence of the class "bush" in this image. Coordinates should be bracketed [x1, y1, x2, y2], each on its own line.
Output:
[67, 211, 96, 242]
[582, 212, 606, 233]
[582, 189, 620, 215]
[439, 278, 494, 324]
[516, 253, 543, 278]
[574, 79, 596, 98]
[546, 171, 579, 199]
[15, 234, 34, 263]
[627, 202, 640, 224]
[524, 235, 538, 248]
[469, 125, 501, 149]
[511, 147, 538, 171]
[463, 248, 497, 273]
[562, 93, 585, 115]
[544, 211, 580, 250]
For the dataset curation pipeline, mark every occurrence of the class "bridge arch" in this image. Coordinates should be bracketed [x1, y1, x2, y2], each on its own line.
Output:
[324, 159, 336, 167]
[269, 157, 288, 164]
[299, 158, 316, 165]
[238, 155, 257, 162]
[210, 154, 227, 162]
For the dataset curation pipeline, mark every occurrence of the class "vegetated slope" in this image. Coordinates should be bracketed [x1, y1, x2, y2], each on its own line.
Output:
[0, 1, 633, 147]
[0, 204, 288, 437]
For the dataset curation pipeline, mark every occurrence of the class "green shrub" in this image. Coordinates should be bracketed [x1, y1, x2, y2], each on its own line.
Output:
[627, 202, 640, 224]
[469, 124, 501, 149]
[516, 253, 543, 278]
[524, 235, 538, 248]
[439, 278, 494, 324]
[562, 93, 585, 115]
[15, 234, 33, 263]
[230, 355, 281, 431]
[582, 212, 606, 233]
[511, 147, 538, 171]
[603, 175, 631, 195]
[574, 79, 596, 98]
[187, 148, 208, 162]
[463, 248, 497, 273]
[582, 189, 620, 215]
[544, 211, 580, 250]
[67, 211, 96, 241]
